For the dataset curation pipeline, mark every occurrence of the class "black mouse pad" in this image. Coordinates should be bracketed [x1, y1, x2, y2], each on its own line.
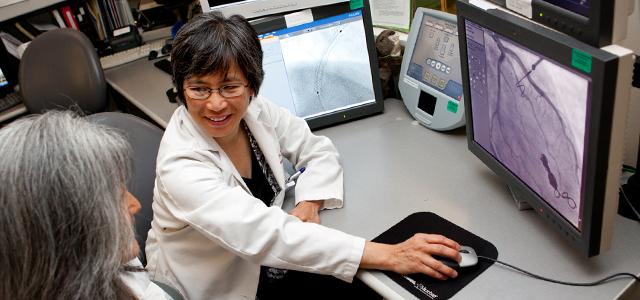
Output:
[371, 212, 498, 299]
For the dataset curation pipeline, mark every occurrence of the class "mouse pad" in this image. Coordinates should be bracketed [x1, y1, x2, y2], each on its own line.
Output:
[371, 212, 498, 299]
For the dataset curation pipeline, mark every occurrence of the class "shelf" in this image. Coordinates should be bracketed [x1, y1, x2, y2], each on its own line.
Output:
[0, 0, 65, 23]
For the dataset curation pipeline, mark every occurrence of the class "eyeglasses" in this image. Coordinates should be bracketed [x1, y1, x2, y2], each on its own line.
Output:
[184, 83, 249, 100]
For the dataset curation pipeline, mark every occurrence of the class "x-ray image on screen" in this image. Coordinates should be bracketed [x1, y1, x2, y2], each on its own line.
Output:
[465, 20, 591, 229]
[259, 10, 376, 119]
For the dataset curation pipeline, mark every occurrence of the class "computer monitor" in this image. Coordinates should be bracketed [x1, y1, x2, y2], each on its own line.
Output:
[398, 8, 464, 131]
[457, 0, 633, 256]
[485, 0, 633, 47]
[0, 43, 18, 98]
[252, 1, 384, 129]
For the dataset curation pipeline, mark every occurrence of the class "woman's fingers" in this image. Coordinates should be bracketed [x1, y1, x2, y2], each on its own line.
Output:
[398, 234, 462, 279]
[419, 233, 461, 251]
[422, 255, 458, 279]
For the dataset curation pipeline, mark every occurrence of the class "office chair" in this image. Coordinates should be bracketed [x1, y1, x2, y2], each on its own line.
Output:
[90, 113, 184, 300]
[19, 28, 106, 114]
[88, 112, 163, 266]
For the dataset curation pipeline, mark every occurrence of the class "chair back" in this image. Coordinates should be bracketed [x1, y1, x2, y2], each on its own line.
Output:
[19, 28, 106, 114]
[88, 112, 163, 265]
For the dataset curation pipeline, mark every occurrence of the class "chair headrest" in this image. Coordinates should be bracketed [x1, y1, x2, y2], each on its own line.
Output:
[19, 28, 107, 114]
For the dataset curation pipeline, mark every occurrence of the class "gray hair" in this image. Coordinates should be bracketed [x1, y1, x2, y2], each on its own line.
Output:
[0, 111, 137, 299]
[171, 11, 264, 104]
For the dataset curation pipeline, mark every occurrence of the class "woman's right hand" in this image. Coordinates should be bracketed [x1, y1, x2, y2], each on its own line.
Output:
[360, 233, 461, 280]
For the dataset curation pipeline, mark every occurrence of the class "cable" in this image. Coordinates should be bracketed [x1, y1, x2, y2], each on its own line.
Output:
[477, 255, 640, 287]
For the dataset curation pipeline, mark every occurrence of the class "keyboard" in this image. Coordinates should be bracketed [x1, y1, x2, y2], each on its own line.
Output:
[100, 39, 166, 70]
[0, 92, 23, 112]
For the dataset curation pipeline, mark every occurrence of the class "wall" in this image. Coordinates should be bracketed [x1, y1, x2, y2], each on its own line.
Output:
[619, 0, 640, 168]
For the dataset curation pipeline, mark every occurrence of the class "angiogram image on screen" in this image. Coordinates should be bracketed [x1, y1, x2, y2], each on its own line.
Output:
[259, 11, 375, 119]
[465, 21, 591, 229]
[406, 14, 463, 102]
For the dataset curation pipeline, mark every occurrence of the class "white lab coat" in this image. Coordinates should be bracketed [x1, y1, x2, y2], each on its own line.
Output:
[145, 96, 366, 300]
[121, 258, 173, 300]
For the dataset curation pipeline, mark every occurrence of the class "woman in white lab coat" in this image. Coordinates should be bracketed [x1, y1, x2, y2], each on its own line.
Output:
[145, 12, 463, 300]
[0, 111, 171, 300]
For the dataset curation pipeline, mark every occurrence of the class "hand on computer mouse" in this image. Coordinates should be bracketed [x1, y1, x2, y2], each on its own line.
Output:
[362, 233, 461, 280]
[433, 245, 479, 269]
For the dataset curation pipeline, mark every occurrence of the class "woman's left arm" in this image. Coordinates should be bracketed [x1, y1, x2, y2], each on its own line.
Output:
[264, 100, 344, 215]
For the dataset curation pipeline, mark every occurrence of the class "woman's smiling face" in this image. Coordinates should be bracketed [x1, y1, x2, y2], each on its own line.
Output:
[183, 64, 252, 145]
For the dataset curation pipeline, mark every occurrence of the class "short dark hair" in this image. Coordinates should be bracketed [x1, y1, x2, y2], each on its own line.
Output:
[171, 12, 264, 104]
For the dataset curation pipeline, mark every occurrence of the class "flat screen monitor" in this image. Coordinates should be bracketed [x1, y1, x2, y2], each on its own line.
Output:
[457, 0, 633, 256]
[399, 8, 464, 131]
[252, 1, 384, 129]
[485, 0, 632, 47]
[0, 42, 18, 98]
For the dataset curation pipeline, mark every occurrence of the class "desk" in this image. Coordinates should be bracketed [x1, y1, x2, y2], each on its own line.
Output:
[0, 103, 27, 123]
[104, 58, 178, 128]
[105, 58, 640, 299]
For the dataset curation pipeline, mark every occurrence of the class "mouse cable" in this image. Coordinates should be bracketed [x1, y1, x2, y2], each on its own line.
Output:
[477, 255, 639, 287]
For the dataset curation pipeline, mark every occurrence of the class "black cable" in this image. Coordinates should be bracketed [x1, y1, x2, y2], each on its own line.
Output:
[477, 256, 640, 287]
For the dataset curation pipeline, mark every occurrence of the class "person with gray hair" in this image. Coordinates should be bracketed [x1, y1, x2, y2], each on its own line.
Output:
[146, 11, 462, 300]
[0, 111, 171, 300]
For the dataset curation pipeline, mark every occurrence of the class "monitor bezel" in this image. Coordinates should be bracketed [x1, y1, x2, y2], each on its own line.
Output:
[250, 1, 385, 130]
[531, 0, 614, 47]
[457, 0, 620, 256]
[486, 0, 615, 47]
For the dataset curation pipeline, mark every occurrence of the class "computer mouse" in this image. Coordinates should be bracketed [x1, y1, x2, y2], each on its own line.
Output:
[161, 43, 172, 55]
[148, 50, 158, 60]
[458, 246, 478, 267]
[434, 246, 478, 269]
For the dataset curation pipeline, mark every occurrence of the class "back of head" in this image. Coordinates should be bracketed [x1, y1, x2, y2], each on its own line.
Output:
[0, 111, 136, 300]
[171, 11, 264, 104]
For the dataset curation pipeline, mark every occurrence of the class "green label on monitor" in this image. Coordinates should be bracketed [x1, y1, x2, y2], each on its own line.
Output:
[350, 0, 363, 9]
[447, 101, 459, 113]
[571, 49, 592, 73]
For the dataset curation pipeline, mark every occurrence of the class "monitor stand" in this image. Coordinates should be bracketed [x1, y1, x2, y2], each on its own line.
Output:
[508, 185, 532, 211]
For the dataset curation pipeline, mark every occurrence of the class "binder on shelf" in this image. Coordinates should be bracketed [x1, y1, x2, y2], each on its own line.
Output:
[75, 3, 101, 46]
[60, 6, 79, 30]
[51, 9, 67, 28]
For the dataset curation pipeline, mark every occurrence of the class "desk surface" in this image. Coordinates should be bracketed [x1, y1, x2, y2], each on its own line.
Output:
[104, 58, 179, 128]
[106, 58, 640, 300]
